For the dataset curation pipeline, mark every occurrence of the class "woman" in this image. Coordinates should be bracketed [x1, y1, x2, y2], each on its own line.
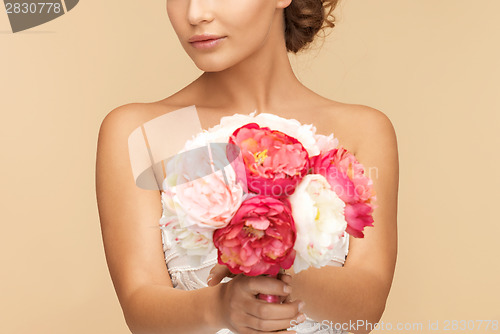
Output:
[95, 0, 399, 333]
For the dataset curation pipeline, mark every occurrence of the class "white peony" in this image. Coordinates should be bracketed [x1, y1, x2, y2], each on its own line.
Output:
[314, 133, 339, 154]
[251, 112, 320, 157]
[183, 112, 257, 151]
[288, 174, 348, 273]
[187, 111, 327, 157]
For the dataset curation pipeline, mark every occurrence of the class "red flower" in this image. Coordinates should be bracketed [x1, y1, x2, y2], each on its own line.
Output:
[310, 147, 377, 238]
[213, 195, 296, 276]
[227, 123, 309, 197]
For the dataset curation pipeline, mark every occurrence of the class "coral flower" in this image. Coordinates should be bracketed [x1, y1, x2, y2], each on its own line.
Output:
[227, 123, 309, 197]
[213, 195, 296, 276]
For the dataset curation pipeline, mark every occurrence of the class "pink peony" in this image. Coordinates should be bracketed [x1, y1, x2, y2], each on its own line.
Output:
[161, 144, 245, 233]
[344, 202, 376, 238]
[227, 123, 309, 197]
[213, 195, 296, 276]
[310, 146, 378, 238]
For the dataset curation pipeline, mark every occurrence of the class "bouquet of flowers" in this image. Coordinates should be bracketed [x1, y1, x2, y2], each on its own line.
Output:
[159, 111, 377, 303]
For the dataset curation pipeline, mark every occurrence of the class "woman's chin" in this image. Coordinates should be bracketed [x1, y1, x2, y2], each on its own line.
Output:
[194, 61, 231, 73]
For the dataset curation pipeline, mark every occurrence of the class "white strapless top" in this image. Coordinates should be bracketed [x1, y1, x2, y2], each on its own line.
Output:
[161, 228, 350, 334]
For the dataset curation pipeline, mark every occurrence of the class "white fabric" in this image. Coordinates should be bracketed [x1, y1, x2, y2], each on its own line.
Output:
[161, 228, 350, 334]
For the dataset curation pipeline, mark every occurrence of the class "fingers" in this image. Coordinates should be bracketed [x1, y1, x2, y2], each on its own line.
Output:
[232, 303, 304, 334]
[243, 275, 292, 296]
[220, 274, 304, 334]
[279, 273, 293, 285]
[278, 273, 293, 303]
[241, 302, 305, 332]
[240, 310, 303, 333]
[241, 328, 296, 334]
[243, 317, 299, 333]
[247, 299, 305, 321]
[207, 264, 235, 286]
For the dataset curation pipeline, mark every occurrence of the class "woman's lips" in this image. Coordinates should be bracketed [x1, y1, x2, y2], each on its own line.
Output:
[189, 37, 226, 50]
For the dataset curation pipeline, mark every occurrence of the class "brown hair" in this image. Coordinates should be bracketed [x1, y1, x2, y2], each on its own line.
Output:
[284, 0, 340, 53]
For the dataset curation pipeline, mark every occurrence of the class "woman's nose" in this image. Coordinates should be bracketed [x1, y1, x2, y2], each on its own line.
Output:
[187, 0, 215, 25]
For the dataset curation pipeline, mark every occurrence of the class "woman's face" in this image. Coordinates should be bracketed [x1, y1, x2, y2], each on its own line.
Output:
[167, 0, 290, 72]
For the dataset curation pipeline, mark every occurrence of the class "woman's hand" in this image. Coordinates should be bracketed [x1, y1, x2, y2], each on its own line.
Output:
[208, 264, 306, 334]
[279, 266, 298, 304]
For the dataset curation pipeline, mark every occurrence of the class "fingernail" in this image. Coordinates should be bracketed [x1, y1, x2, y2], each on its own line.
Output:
[297, 313, 306, 323]
[298, 301, 305, 312]
[207, 274, 214, 283]
[283, 284, 292, 293]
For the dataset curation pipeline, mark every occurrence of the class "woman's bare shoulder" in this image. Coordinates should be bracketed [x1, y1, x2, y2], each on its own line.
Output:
[322, 100, 398, 288]
[99, 100, 183, 134]
[320, 100, 397, 156]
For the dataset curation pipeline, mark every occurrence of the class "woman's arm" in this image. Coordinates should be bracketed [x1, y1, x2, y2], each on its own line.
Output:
[96, 104, 224, 334]
[124, 285, 223, 334]
[286, 106, 399, 334]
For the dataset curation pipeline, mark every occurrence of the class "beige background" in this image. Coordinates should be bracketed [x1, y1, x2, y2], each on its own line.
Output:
[1, 0, 499, 333]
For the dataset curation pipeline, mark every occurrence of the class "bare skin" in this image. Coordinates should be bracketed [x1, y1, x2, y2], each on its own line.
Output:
[96, 92, 397, 334]
[96, 0, 398, 332]
[96, 99, 304, 334]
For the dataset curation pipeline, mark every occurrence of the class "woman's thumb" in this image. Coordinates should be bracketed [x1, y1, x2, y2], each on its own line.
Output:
[207, 264, 234, 286]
